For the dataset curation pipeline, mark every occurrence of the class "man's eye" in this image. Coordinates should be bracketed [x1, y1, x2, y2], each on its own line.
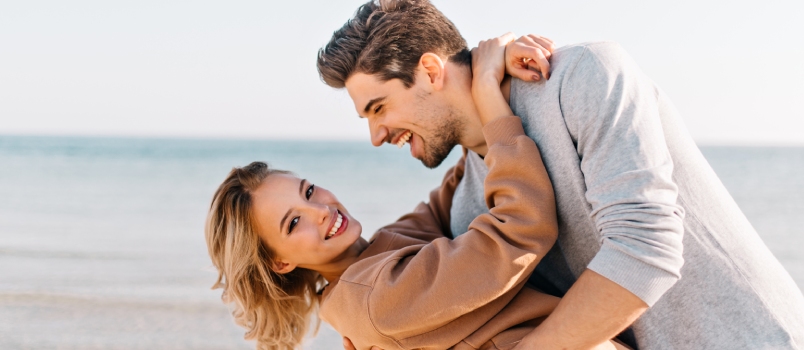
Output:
[374, 105, 382, 114]
[306, 184, 315, 199]
[288, 217, 299, 233]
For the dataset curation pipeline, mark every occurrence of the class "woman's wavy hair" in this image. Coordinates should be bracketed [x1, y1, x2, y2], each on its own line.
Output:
[205, 161, 326, 350]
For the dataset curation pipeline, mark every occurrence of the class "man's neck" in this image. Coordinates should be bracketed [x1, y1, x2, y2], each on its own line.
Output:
[450, 62, 512, 157]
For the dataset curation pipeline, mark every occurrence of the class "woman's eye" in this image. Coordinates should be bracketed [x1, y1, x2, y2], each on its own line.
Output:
[306, 184, 315, 199]
[288, 217, 299, 233]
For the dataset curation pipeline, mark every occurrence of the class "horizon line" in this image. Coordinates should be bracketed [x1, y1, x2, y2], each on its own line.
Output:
[2, 132, 803, 148]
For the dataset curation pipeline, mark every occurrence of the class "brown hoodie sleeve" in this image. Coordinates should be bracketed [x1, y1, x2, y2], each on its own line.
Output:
[326, 116, 558, 349]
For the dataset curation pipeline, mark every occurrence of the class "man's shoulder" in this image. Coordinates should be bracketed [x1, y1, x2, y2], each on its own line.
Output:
[511, 41, 638, 101]
[552, 41, 630, 72]
[562, 41, 626, 53]
[511, 41, 627, 91]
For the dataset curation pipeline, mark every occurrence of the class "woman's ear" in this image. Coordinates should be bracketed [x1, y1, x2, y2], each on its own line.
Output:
[271, 259, 297, 274]
[418, 52, 446, 90]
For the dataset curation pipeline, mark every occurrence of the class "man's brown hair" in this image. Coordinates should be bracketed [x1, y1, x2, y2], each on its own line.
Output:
[317, 0, 470, 89]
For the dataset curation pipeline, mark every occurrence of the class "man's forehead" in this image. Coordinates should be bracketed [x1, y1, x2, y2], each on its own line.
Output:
[345, 73, 405, 113]
[345, 73, 384, 103]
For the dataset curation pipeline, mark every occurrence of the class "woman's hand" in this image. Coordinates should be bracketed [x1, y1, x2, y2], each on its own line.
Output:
[472, 32, 515, 91]
[472, 33, 556, 87]
[343, 336, 383, 350]
[471, 33, 555, 126]
[471, 33, 516, 126]
[506, 34, 555, 82]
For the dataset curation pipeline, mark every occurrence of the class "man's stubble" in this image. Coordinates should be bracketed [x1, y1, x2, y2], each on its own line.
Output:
[415, 90, 464, 169]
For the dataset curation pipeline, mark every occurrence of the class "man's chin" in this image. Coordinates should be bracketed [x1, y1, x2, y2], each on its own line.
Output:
[418, 148, 454, 169]
[419, 158, 442, 169]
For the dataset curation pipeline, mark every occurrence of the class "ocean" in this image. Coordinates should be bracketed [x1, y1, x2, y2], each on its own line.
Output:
[0, 136, 802, 349]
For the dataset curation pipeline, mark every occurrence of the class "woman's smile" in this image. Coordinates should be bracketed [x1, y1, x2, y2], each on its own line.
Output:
[325, 210, 348, 240]
[250, 173, 364, 274]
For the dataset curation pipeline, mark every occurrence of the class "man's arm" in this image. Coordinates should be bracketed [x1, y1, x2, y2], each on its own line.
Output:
[516, 42, 685, 349]
[516, 270, 647, 349]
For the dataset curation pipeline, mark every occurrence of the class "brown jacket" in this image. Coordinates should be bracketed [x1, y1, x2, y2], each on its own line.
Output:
[319, 116, 560, 350]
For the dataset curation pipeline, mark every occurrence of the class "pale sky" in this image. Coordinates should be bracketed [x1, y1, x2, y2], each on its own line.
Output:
[1, 0, 802, 145]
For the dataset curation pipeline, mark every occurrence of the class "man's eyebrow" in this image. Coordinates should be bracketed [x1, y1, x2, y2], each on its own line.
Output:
[363, 96, 386, 114]
[279, 179, 307, 233]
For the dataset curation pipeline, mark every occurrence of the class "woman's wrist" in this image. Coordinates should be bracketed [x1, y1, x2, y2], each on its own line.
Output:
[472, 81, 514, 126]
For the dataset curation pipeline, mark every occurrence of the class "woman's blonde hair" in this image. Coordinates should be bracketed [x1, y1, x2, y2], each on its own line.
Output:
[205, 161, 326, 349]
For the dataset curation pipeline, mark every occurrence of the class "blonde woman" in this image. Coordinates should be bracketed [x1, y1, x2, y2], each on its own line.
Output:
[205, 37, 628, 350]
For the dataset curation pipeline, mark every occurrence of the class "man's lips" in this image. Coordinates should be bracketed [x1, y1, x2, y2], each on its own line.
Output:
[391, 130, 412, 148]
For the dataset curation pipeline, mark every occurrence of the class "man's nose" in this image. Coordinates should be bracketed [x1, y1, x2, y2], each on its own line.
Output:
[369, 118, 389, 147]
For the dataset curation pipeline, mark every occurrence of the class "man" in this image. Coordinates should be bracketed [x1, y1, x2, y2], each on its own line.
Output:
[316, 0, 804, 348]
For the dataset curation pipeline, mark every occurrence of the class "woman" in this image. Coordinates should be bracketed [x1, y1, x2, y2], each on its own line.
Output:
[205, 36, 627, 350]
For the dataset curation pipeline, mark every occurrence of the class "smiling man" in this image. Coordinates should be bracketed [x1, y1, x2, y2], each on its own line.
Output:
[316, 0, 804, 349]
[345, 71, 467, 168]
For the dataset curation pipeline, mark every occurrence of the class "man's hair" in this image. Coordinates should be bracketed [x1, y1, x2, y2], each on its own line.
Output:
[317, 0, 470, 89]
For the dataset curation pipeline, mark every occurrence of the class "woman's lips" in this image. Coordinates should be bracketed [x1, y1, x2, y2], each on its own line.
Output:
[326, 211, 349, 240]
[331, 214, 348, 239]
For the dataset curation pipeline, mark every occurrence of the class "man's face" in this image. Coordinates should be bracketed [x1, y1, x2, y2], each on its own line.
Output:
[344, 72, 463, 168]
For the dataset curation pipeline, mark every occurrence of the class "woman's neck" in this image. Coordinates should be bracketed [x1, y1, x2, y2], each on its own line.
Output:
[316, 237, 370, 282]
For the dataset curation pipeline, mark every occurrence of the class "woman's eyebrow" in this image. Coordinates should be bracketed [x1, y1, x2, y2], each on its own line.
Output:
[299, 179, 307, 197]
[280, 179, 308, 232]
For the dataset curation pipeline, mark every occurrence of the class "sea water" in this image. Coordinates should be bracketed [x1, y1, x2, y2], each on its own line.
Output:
[0, 136, 802, 349]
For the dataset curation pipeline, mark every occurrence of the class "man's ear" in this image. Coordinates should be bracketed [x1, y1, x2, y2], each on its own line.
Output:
[418, 52, 446, 90]
[271, 259, 297, 274]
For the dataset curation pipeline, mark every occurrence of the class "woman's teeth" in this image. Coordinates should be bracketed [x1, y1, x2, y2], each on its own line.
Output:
[396, 130, 412, 148]
[326, 212, 343, 239]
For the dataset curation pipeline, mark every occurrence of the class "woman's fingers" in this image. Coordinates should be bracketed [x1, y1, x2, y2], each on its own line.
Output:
[527, 34, 556, 54]
[474, 32, 555, 84]
[517, 35, 552, 60]
[342, 337, 356, 350]
[506, 43, 542, 81]
[505, 40, 551, 81]
[497, 32, 517, 45]
[527, 48, 550, 80]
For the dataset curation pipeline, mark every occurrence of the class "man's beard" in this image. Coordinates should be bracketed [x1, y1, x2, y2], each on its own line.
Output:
[418, 109, 463, 169]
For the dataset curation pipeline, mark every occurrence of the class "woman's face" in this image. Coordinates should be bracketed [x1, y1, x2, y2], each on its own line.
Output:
[251, 174, 362, 273]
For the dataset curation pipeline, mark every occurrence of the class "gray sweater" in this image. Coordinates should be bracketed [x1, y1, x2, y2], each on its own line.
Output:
[450, 42, 804, 349]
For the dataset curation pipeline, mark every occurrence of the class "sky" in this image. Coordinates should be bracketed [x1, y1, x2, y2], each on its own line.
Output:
[1, 0, 802, 145]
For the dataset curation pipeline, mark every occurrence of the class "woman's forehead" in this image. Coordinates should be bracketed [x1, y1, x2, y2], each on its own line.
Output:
[252, 174, 303, 230]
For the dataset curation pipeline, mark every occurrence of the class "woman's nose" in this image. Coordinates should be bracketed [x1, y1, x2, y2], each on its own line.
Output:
[308, 202, 331, 225]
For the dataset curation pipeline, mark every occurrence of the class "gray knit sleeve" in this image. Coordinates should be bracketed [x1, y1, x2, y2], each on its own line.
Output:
[561, 42, 685, 306]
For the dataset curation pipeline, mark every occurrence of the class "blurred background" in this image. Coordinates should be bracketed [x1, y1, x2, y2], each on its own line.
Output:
[1, 0, 802, 349]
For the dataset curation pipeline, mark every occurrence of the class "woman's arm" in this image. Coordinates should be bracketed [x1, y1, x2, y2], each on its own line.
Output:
[370, 33, 556, 245]
[344, 43, 557, 350]
[359, 121, 556, 348]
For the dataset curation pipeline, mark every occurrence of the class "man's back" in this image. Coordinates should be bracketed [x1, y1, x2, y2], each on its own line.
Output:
[450, 42, 804, 349]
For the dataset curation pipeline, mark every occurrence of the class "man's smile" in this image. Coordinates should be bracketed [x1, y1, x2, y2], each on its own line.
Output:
[395, 130, 413, 148]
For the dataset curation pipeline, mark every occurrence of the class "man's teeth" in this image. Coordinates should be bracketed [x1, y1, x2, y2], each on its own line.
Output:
[396, 131, 412, 148]
[327, 212, 343, 239]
